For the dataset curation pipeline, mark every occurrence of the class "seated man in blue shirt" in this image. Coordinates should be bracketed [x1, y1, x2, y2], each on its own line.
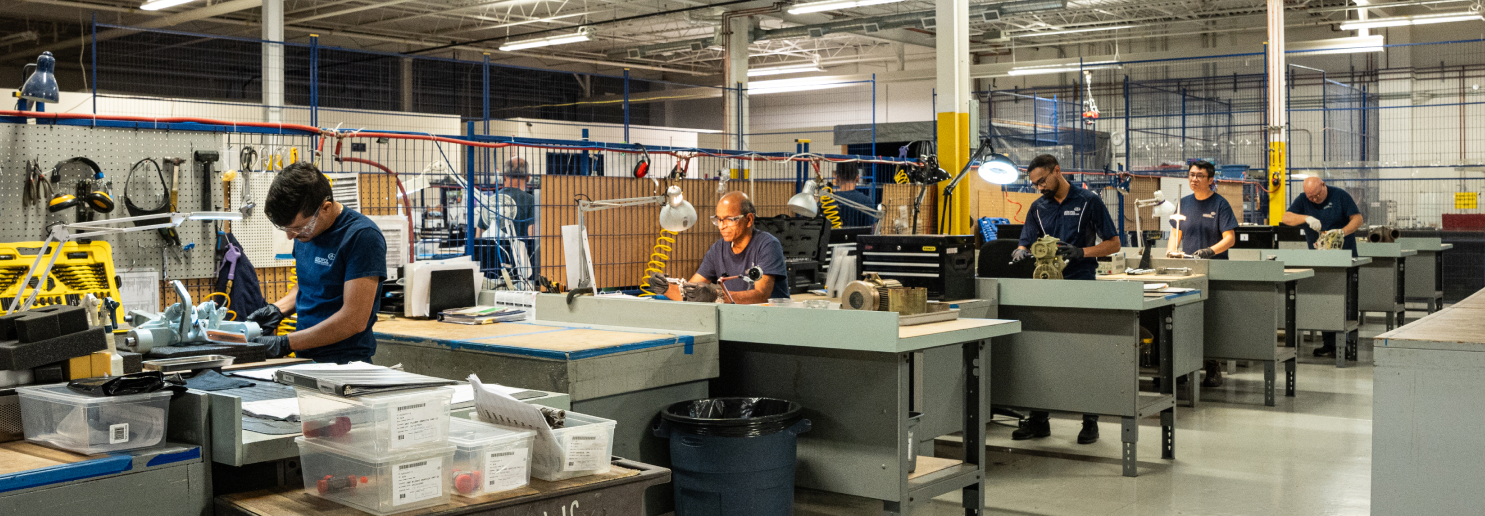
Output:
[1009, 154, 1122, 445]
[651, 192, 789, 304]
[828, 162, 879, 228]
[1165, 160, 1239, 386]
[1281, 176, 1364, 358]
[248, 163, 388, 364]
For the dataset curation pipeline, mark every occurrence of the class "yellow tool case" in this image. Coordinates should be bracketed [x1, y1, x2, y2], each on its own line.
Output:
[0, 240, 125, 322]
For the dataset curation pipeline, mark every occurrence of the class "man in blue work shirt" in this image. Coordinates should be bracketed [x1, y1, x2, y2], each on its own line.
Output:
[829, 162, 879, 228]
[651, 191, 789, 303]
[1282, 176, 1364, 358]
[248, 163, 388, 364]
[1010, 154, 1121, 445]
[1165, 160, 1239, 386]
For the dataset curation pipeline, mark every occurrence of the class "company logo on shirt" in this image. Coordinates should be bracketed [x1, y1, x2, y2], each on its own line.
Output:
[315, 252, 337, 267]
[1203, 211, 1216, 219]
[1064, 206, 1083, 216]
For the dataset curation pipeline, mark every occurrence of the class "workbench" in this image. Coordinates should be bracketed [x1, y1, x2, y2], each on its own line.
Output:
[1372, 290, 1485, 515]
[0, 390, 211, 516]
[215, 458, 670, 515]
[1203, 260, 1314, 406]
[986, 276, 1202, 477]
[1098, 259, 1209, 408]
[1398, 237, 1451, 314]
[370, 295, 717, 514]
[1259, 250, 1369, 368]
[1356, 243, 1417, 331]
[711, 303, 1019, 515]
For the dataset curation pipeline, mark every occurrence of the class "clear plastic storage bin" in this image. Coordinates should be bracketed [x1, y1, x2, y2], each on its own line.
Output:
[478, 410, 617, 481]
[296, 386, 453, 455]
[296, 437, 455, 516]
[447, 418, 536, 497]
[16, 384, 171, 454]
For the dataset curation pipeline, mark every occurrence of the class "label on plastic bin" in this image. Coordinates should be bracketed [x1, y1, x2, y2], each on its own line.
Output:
[562, 434, 608, 472]
[391, 402, 442, 450]
[393, 457, 443, 506]
[484, 448, 529, 492]
[109, 423, 129, 444]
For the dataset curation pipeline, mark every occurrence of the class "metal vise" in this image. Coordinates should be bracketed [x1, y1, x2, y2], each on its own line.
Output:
[123, 280, 261, 353]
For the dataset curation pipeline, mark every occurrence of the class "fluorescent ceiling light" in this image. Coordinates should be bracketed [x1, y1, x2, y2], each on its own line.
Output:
[1012, 25, 1135, 37]
[141, 0, 201, 10]
[1338, 12, 1484, 30]
[1008, 62, 1119, 76]
[788, 0, 905, 15]
[499, 28, 592, 51]
[1000, 0, 1067, 14]
[749, 63, 824, 77]
[748, 77, 856, 95]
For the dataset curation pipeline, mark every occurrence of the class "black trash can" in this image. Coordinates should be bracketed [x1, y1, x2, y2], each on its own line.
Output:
[655, 397, 812, 516]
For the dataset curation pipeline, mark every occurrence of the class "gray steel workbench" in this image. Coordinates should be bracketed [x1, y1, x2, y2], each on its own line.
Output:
[0, 390, 212, 516]
[1259, 250, 1369, 368]
[986, 276, 1202, 477]
[1372, 291, 1485, 515]
[1356, 243, 1417, 331]
[1398, 237, 1451, 314]
[712, 303, 1020, 516]
[1204, 260, 1314, 406]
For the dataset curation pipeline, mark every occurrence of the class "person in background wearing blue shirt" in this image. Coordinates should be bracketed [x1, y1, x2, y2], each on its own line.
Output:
[1165, 160, 1239, 387]
[1009, 154, 1122, 445]
[247, 163, 388, 364]
[1282, 176, 1364, 358]
[829, 162, 879, 228]
[651, 191, 789, 304]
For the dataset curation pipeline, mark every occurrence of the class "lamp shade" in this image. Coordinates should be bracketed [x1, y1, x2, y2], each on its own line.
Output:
[20, 52, 59, 104]
[659, 186, 697, 232]
[787, 180, 821, 217]
[977, 154, 1020, 185]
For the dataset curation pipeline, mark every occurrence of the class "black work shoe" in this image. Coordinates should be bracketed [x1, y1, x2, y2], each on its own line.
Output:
[1077, 421, 1099, 444]
[1012, 418, 1051, 440]
[1314, 345, 1337, 358]
[1202, 365, 1224, 388]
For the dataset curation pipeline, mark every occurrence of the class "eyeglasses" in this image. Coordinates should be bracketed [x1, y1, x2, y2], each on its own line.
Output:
[1187, 173, 1211, 180]
[709, 215, 747, 228]
[274, 199, 328, 236]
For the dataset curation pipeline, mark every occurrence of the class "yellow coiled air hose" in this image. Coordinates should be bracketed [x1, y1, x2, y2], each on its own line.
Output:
[279, 266, 297, 336]
[639, 229, 678, 297]
[819, 185, 843, 229]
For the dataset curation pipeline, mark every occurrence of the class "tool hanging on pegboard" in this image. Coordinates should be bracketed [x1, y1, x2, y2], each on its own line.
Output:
[237, 146, 257, 217]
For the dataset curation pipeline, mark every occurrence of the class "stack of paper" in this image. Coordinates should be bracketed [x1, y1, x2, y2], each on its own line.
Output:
[439, 305, 527, 325]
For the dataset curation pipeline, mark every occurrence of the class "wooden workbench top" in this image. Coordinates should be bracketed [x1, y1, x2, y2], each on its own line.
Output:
[216, 465, 641, 515]
[373, 319, 697, 361]
[1378, 291, 1485, 351]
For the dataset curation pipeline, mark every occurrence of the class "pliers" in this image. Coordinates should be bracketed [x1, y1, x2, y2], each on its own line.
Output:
[22, 159, 48, 207]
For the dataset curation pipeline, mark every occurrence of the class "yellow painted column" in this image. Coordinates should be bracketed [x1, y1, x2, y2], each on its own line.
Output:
[934, 0, 972, 235]
[1268, 141, 1287, 225]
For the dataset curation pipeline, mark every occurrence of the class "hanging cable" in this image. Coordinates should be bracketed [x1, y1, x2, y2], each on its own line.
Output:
[638, 230, 678, 297]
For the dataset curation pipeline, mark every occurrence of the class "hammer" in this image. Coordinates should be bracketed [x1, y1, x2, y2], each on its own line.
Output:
[194, 150, 220, 211]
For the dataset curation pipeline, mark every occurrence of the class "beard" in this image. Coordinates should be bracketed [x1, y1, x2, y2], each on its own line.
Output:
[1040, 188, 1057, 200]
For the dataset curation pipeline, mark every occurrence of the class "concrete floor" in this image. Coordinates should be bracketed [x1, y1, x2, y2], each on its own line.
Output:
[795, 318, 1396, 516]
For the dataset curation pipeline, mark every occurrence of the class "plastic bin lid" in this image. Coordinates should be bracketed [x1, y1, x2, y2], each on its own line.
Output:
[16, 383, 173, 405]
[295, 384, 454, 404]
[448, 417, 535, 447]
[294, 436, 455, 464]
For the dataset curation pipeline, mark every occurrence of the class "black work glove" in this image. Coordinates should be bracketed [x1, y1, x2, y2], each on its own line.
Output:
[1192, 248, 1216, 259]
[681, 282, 720, 303]
[1056, 242, 1084, 261]
[1011, 248, 1033, 262]
[254, 334, 292, 358]
[645, 271, 670, 293]
[245, 305, 284, 334]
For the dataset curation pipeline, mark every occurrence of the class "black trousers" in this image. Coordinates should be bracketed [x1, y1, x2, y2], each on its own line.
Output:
[1029, 411, 1099, 423]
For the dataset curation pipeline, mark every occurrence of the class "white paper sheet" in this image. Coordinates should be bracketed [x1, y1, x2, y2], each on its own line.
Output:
[469, 375, 557, 464]
[241, 398, 301, 420]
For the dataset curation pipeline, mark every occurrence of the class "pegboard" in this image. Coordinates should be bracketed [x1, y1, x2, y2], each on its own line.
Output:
[232, 171, 296, 269]
[0, 124, 224, 279]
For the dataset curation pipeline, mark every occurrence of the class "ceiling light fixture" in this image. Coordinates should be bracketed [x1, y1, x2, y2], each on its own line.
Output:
[787, 0, 906, 15]
[1008, 61, 1119, 76]
[1000, 0, 1068, 14]
[749, 57, 824, 77]
[140, 0, 202, 10]
[1338, 12, 1484, 30]
[1012, 25, 1135, 37]
[499, 27, 592, 52]
[748, 77, 856, 95]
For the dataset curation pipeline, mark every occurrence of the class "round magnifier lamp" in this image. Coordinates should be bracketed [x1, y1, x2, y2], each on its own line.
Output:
[787, 180, 822, 217]
[659, 185, 698, 232]
[976, 153, 1020, 185]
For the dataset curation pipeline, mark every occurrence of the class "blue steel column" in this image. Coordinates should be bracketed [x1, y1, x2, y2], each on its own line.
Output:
[309, 34, 319, 128]
[872, 74, 877, 155]
[90, 13, 96, 122]
[483, 53, 490, 136]
[623, 69, 631, 143]
[466, 122, 477, 255]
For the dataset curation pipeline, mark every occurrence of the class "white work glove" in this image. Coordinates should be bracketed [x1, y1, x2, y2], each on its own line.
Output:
[1305, 216, 1322, 234]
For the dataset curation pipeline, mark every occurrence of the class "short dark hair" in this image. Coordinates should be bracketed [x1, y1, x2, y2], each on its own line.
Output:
[834, 162, 859, 183]
[1190, 160, 1216, 179]
[266, 162, 333, 227]
[1028, 154, 1059, 173]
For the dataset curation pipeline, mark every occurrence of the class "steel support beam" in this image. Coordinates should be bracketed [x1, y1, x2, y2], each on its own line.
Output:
[264, 0, 285, 123]
[726, 15, 751, 150]
[1266, 0, 1287, 225]
[936, 0, 972, 235]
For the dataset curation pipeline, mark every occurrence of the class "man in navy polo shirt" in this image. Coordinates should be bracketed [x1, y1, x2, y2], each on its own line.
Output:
[247, 163, 388, 364]
[1009, 154, 1121, 444]
[1282, 176, 1364, 358]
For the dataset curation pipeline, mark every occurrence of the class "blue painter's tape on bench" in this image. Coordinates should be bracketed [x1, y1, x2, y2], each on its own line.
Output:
[0, 454, 132, 494]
